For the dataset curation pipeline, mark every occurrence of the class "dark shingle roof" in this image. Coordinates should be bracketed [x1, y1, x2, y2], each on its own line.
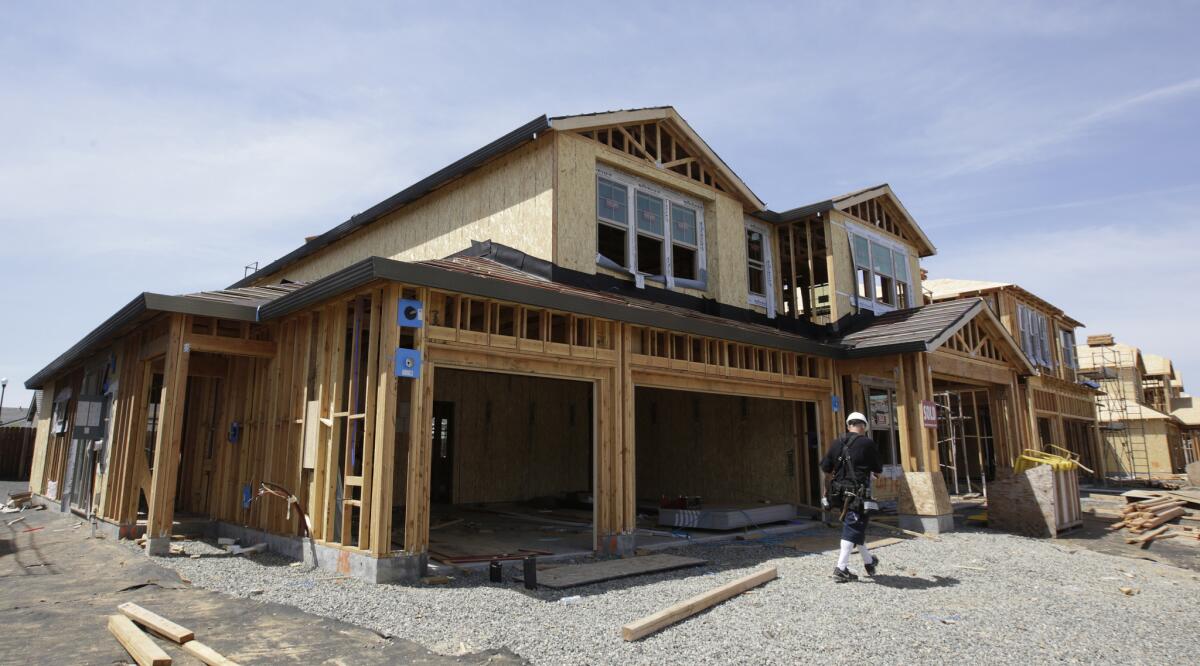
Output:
[836, 298, 982, 355]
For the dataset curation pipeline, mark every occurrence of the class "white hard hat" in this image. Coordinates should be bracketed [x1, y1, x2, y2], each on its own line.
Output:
[846, 412, 868, 426]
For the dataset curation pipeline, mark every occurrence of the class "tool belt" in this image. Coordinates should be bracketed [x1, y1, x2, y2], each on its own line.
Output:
[827, 479, 870, 516]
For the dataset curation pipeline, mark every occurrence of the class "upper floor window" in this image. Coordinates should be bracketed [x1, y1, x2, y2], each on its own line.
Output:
[1018, 304, 1052, 368]
[850, 230, 912, 311]
[747, 229, 766, 296]
[595, 166, 706, 289]
[1060, 329, 1078, 372]
[745, 219, 776, 315]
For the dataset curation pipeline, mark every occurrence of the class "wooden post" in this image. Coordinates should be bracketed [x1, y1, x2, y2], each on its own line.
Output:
[369, 285, 401, 555]
[619, 324, 636, 538]
[145, 314, 190, 555]
[404, 288, 434, 555]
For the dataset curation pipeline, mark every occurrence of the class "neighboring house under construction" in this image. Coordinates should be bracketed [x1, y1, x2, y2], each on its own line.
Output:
[1077, 335, 1190, 479]
[924, 279, 1101, 481]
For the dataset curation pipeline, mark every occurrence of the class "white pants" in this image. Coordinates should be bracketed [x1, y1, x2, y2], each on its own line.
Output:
[837, 540, 874, 570]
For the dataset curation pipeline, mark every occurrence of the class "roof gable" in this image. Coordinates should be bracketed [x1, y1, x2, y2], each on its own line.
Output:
[838, 298, 1035, 374]
[831, 185, 936, 256]
[550, 107, 765, 210]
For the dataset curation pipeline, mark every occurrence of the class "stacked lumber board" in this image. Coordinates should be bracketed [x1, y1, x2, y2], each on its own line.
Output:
[107, 602, 240, 665]
[1110, 491, 1200, 548]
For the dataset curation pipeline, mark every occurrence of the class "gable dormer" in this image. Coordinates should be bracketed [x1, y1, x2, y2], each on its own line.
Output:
[550, 108, 770, 310]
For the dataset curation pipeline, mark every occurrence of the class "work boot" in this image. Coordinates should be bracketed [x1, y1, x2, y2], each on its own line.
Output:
[833, 567, 858, 583]
[865, 555, 879, 577]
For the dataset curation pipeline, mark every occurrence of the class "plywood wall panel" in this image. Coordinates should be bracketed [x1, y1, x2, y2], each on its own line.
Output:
[635, 387, 797, 504]
[433, 368, 592, 504]
[262, 136, 556, 284]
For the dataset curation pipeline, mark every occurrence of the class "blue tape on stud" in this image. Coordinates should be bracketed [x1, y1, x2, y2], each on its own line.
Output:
[831, 395, 840, 413]
[242, 485, 253, 509]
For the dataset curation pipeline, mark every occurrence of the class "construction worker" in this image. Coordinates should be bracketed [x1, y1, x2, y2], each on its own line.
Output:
[820, 411, 883, 582]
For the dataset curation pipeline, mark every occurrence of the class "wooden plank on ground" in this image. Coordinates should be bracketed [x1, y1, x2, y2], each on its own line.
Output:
[107, 614, 172, 666]
[622, 566, 777, 641]
[784, 535, 905, 552]
[118, 602, 194, 643]
[182, 639, 241, 666]
[525, 554, 706, 590]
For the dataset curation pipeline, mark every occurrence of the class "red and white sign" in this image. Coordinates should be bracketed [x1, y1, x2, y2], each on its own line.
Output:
[921, 400, 938, 428]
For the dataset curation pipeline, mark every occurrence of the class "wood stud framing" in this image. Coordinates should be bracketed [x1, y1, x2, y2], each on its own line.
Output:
[576, 121, 729, 195]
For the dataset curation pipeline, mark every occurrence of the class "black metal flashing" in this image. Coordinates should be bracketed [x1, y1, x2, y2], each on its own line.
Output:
[228, 115, 552, 289]
[452, 240, 836, 340]
[261, 254, 846, 358]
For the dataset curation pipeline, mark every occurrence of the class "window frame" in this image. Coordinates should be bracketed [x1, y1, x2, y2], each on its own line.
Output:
[1060, 328, 1078, 372]
[744, 218, 776, 316]
[595, 176, 630, 268]
[846, 223, 914, 314]
[595, 165, 707, 290]
[1018, 304, 1053, 368]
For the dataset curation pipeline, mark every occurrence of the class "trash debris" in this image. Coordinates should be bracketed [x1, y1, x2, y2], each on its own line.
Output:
[229, 543, 267, 555]
[6, 516, 26, 526]
[559, 595, 582, 605]
[1119, 587, 1139, 596]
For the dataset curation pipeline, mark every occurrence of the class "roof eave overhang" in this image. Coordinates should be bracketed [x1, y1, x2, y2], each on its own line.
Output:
[24, 294, 259, 390]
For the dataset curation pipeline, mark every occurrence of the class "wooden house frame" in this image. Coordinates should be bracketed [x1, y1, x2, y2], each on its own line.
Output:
[24, 106, 1044, 581]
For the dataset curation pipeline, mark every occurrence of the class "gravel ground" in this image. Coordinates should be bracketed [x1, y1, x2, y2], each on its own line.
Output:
[130, 529, 1200, 664]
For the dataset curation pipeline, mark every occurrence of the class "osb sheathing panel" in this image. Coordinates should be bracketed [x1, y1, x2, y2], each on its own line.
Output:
[28, 378, 53, 494]
[826, 212, 855, 320]
[264, 135, 556, 284]
[635, 387, 797, 504]
[433, 368, 592, 504]
[1099, 419, 1175, 475]
[554, 133, 751, 309]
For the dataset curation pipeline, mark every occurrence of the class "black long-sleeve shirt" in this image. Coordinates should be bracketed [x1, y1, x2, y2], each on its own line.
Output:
[819, 432, 883, 484]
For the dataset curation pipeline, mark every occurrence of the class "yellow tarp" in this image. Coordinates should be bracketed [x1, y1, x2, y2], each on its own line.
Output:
[1014, 449, 1079, 474]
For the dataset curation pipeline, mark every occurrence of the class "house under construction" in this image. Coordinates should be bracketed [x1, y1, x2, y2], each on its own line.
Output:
[24, 107, 1050, 582]
[925, 279, 1101, 483]
[1077, 335, 1196, 479]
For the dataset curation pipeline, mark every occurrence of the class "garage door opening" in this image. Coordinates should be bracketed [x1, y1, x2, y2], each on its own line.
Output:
[634, 386, 819, 545]
[399, 368, 595, 565]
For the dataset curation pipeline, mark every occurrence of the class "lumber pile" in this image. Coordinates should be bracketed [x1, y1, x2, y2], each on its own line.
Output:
[107, 602, 240, 665]
[1109, 491, 1200, 548]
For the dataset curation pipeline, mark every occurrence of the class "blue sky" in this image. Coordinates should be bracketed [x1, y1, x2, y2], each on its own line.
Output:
[2, 1, 1199, 408]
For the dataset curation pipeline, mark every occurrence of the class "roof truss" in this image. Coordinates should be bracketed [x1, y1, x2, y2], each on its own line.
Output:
[551, 108, 765, 210]
[928, 300, 1035, 374]
[834, 185, 937, 256]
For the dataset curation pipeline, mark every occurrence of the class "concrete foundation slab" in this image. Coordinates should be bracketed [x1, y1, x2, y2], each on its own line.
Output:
[898, 513, 955, 535]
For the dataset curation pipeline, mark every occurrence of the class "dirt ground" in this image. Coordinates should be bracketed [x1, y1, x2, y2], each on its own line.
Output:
[0, 481, 522, 665]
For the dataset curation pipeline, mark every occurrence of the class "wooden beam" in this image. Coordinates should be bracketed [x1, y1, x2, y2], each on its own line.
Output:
[359, 288, 383, 550]
[118, 602, 194, 643]
[146, 314, 191, 552]
[181, 640, 240, 666]
[621, 567, 777, 641]
[107, 615, 171, 666]
[183, 333, 276, 358]
[404, 288, 435, 554]
[370, 285, 401, 555]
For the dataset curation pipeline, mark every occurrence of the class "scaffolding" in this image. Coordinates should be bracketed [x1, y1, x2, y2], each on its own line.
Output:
[933, 390, 993, 498]
[1080, 344, 1150, 481]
